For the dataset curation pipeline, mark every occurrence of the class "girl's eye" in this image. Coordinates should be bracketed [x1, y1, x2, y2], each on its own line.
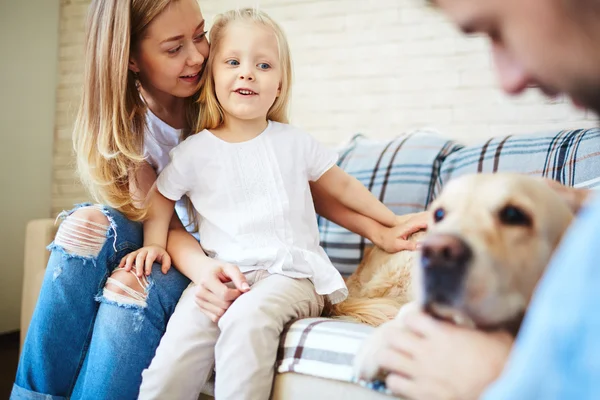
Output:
[257, 63, 271, 70]
[226, 60, 240, 66]
[194, 31, 207, 41]
[167, 45, 182, 55]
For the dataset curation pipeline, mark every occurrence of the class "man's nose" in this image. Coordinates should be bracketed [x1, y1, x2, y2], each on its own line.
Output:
[492, 43, 532, 95]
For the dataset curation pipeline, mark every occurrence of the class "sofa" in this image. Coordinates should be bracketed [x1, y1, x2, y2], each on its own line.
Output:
[20, 127, 600, 399]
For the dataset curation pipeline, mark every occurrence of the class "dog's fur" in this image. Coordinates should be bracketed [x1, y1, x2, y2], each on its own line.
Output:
[329, 173, 578, 331]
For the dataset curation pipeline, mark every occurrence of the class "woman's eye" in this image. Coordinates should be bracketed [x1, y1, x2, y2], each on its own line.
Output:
[226, 60, 240, 66]
[194, 31, 207, 41]
[167, 45, 182, 55]
[257, 63, 271, 70]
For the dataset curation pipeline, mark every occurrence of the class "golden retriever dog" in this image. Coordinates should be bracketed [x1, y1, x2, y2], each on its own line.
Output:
[329, 172, 578, 333]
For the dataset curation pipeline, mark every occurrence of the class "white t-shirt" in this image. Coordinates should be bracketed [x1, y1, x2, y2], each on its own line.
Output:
[156, 121, 348, 304]
[142, 108, 195, 234]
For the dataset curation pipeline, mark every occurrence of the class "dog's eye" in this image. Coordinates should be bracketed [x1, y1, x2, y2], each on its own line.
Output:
[433, 208, 445, 223]
[498, 206, 532, 226]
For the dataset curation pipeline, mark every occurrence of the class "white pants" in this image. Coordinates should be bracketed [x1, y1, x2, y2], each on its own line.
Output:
[138, 270, 324, 400]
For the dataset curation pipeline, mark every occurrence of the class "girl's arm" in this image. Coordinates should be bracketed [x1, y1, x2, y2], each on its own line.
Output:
[310, 182, 388, 246]
[165, 217, 215, 282]
[315, 166, 397, 228]
[129, 162, 205, 270]
[310, 182, 425, 252]
[123, 162, 249, 316]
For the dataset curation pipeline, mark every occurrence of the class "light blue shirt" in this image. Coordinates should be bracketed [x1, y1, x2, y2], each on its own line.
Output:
[484, 193, 600, 399]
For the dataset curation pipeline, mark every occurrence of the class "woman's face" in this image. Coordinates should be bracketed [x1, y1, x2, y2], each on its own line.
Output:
[130, 0, 210, 100]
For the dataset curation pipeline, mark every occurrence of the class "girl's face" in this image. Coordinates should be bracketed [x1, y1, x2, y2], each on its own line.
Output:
[211, 21, 282, 124]
[129, 0, 209, 100]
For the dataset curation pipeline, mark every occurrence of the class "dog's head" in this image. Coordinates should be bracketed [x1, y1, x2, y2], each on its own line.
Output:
[415, 173, 576, 333]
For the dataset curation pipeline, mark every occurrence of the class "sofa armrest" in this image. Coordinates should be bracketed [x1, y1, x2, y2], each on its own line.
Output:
[20, 218, 57, 352]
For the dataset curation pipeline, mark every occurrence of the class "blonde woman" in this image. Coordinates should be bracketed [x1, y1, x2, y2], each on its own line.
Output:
[12, 1, 427, 399]
[118, 8, 424, 400]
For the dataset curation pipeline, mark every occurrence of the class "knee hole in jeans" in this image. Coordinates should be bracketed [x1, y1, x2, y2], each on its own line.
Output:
[103, 269, 149, 307]
[54, 207, 110, 257]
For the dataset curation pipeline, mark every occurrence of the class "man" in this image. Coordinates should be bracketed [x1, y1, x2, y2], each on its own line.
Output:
[358, 0, 600, 398]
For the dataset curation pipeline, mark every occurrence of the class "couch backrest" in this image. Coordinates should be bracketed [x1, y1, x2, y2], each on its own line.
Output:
[438, 128, 600, 194]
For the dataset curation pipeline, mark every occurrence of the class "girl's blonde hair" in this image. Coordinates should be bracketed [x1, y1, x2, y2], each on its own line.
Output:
[73, 0, 199, 220]
[196, 8, 293, 132]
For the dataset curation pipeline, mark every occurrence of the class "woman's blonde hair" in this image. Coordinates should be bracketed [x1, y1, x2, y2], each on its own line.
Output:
[196, 7, 293, 132]
[73, 0, 199, 220]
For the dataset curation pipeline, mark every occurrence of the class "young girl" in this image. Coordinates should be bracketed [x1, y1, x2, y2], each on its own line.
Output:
[13, 1, 426, 399]
[121, 8, 419, 400]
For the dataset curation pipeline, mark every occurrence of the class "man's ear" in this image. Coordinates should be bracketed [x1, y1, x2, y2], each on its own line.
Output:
[544, 178, 591, 214]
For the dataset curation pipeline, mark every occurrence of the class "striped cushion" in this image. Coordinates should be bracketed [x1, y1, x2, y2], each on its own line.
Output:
[439, 128, 600, 193]
[318, 130, 463, 275]
[277, 317, 374, 382]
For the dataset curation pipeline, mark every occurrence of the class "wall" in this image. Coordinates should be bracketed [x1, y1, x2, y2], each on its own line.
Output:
[0, 0, 59, 333]
[52, 0, 597, 214]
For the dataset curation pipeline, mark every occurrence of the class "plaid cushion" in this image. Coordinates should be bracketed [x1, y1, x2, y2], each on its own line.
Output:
[439, 128, 600, 193]
[318, 130, 463, 275]
[277, 317, 374, 382]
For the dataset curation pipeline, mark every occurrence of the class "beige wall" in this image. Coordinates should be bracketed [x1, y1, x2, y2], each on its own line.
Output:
[53, 0, 597, 214]
[0, 0, 59, 333]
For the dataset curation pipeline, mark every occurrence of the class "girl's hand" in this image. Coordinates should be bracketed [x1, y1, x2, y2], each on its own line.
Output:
[119, 245, 171, 276]
[374, 212, 429, 253]
[359, 305, 513, 400]
[193, 261, 250, 323]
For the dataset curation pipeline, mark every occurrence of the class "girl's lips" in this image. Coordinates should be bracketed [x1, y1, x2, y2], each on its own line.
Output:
[234, 88, 258, 95]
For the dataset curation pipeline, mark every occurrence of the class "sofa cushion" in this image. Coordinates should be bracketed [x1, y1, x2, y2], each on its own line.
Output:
[439, 128, 600, 193]
[318, 130, 463, 275]
[277, 317, 374, 382]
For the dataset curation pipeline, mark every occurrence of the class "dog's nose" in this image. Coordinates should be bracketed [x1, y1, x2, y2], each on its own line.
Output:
[421, 234, 472, 269]
[420, 234, 472, 306]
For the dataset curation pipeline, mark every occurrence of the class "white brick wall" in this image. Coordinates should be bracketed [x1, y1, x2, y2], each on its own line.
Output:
[53, 0, 87, 215]
[52, 0, 597, 214]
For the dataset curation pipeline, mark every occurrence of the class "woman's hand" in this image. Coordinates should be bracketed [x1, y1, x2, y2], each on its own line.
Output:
[357, 305, 513, 400]
[373, 212, 429, 253]
[192, 260, 250, 323]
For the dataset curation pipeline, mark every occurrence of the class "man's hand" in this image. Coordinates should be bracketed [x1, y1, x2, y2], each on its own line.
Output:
[354, 303, 513, 400]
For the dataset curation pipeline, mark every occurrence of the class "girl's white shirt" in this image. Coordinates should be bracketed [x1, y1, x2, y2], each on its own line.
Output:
[157, 120, 348, 304]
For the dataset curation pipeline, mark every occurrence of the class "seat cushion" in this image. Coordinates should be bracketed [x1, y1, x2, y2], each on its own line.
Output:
[277, 317, 375, 383]
[318, 130, 463, 275]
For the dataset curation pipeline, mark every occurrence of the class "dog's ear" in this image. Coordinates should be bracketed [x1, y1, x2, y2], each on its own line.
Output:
[544, 179, 591, 214]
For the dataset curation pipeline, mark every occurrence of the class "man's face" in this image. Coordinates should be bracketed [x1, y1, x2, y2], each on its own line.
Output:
[435, 0, 600, 114]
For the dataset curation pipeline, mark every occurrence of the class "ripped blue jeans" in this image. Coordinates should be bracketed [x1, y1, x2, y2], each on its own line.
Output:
[11, 204, 190, 400]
